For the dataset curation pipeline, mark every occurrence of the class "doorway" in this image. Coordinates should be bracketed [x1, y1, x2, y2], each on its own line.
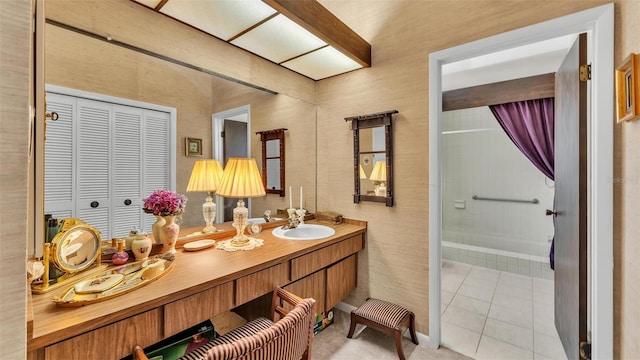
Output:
[212, 105, 251, 222]
[428, 4, 613, 359]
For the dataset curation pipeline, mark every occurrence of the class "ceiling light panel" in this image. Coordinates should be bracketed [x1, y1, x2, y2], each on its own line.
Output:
[159, 0, 277, 41]
[282, 46, 362, 80]
[231, 14, 327, 64]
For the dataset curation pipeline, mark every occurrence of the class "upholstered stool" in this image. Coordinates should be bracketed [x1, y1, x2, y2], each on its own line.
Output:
[347, 298, 418, 360]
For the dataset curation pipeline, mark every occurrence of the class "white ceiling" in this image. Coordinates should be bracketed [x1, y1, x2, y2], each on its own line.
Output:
[442, 34, 577, 91]
[132, 0, 364, 80]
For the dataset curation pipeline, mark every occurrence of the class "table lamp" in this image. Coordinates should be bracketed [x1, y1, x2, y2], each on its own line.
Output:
[369, 161, 387, 196]
[216, 158, 266, 247]
[186, 159, 223, 233]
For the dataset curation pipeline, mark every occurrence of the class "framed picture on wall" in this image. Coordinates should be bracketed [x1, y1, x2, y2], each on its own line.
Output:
[615, 53, 640, 123]
[185, 137, 202, 157]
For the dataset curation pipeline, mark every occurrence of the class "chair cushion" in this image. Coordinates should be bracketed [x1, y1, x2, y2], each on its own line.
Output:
[352, 298, 410, 329]
[178, 317, 274, 360]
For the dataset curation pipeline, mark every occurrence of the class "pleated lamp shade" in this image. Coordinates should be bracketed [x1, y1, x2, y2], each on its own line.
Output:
[359, 164, 367, 179]
[186, 159, 224, 192]
[369, 161, 386, 181]
[217, 158, 266, 198]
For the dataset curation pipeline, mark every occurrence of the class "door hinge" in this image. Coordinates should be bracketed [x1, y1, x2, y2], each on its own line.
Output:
[579, 341, 591, 359]
[221, 131, 225, 138]
[580, 64, 591, 81]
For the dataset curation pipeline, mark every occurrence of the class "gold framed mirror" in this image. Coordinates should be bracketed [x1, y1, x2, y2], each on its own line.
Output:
[51, 219, 101, 273]
[32, 218, 107, 294]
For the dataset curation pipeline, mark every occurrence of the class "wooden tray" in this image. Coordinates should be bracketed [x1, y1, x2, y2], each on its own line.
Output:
[52, 257, 173, 307]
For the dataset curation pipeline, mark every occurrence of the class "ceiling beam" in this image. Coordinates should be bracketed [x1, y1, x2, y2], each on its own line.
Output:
[262, 0, 371, 68]
[442, 73, 555, 111]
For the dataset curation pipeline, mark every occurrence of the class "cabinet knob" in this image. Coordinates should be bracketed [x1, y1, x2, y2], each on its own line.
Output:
[90, 201, 99, 208]
[124, 199, 132, 206]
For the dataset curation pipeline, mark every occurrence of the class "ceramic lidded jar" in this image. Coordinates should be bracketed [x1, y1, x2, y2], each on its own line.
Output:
[131, 233, 153, 261]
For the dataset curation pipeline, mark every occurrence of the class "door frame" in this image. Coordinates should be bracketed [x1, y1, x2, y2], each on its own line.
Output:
[212, 105, 252, 222]
[428, 4, 613, 359]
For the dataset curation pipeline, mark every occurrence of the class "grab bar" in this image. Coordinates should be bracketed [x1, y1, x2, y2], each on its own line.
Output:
[472, 195, 539, 204]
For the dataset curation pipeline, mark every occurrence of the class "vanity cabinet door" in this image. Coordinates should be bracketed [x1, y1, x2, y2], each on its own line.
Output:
[326, 254, 357, 310]
[284, 269, 326, 315]
[44, 308, 162, 360]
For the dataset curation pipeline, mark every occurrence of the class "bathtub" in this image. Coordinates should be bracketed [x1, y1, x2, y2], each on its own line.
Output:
[442, 240, 553, 279]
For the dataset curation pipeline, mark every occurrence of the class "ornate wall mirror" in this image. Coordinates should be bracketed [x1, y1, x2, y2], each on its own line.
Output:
[31, 218, 107, 294]
[345, 110, 398, 206]
[256, 128, 287, 196]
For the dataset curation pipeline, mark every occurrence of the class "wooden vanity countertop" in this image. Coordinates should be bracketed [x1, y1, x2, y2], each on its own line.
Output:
[28, 219, 366, 351]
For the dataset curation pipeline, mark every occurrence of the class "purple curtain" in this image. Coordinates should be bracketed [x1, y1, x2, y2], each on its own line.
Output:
[489, 97, 555, 269]
[489, 98, 555, 180]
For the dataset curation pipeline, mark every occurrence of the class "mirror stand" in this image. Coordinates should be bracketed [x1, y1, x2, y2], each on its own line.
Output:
[31, 218, 108, 294]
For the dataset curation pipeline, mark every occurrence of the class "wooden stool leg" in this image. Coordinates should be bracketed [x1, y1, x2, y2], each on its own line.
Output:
[393, 329, 406, 360]
[347, 312, 358, 339]
[409, 313, 419, 345]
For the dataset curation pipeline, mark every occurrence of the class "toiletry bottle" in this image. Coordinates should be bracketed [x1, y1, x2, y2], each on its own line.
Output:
[112, 241, 129, 265]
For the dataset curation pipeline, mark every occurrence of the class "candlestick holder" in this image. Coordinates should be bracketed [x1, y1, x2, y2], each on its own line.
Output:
[296, 209, 307, 224]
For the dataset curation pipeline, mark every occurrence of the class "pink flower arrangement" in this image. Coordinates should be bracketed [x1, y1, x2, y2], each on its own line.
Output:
[142, 190, 187, 216]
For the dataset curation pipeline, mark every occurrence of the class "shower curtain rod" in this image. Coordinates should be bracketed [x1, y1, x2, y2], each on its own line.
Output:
[472, 195, 539, 204]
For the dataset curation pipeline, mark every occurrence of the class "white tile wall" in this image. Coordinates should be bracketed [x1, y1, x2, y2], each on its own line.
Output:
[442, 106, 555, 258]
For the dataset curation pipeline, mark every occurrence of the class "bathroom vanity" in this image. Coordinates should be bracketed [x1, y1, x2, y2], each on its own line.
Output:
[27, 218, 366, 360]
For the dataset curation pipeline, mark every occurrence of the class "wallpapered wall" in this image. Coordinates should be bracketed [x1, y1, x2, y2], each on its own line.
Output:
[5, 0, 640, 358]
[315, 1, 638, 359]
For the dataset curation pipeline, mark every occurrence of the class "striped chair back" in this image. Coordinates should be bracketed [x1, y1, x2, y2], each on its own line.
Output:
[204, 297, 316, 360]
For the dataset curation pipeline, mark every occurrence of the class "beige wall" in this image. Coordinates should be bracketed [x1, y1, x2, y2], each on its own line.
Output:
[5, 0, 640, 358]
[316, 2, 639, 359]
[0, 0, 30, 358]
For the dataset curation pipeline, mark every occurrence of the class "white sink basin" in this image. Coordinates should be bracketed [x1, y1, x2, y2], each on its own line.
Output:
[272, 224, 335, 240]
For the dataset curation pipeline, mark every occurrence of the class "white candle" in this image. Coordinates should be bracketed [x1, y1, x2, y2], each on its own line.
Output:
[289, 186, 293, 209]
[300, 186, 303, 209]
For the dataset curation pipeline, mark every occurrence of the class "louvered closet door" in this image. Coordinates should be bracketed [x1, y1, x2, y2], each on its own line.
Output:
[76, 99, 112, 238]
[112, 105, 143, 238]
[44, 93, 75, 219]
[141, 109, 171, 233]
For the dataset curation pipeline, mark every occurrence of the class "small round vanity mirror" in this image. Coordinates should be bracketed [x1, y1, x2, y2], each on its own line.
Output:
[51, 219, 101, 273]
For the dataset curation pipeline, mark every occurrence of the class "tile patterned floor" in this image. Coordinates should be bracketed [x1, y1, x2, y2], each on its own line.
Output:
[441, 260, 567, 360]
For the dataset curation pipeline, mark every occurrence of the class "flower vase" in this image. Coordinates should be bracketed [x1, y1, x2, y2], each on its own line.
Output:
[161, 215, 179, 254]
[151, 215, 165, 244]
[131, 233, 153, 261]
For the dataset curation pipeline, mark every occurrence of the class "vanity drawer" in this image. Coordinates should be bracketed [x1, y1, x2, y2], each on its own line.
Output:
[235, 263, 286, 305]
[44, 308, 162, 360]
[290, 235, 363, 281]
[164, 281, 234, 336]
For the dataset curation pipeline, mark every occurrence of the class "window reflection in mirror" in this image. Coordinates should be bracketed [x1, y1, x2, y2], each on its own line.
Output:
[257, 128, 287, 196]
[358, 127, 386, 197]
[266, 139, 281, 190]
[345, 110, 397, 206]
